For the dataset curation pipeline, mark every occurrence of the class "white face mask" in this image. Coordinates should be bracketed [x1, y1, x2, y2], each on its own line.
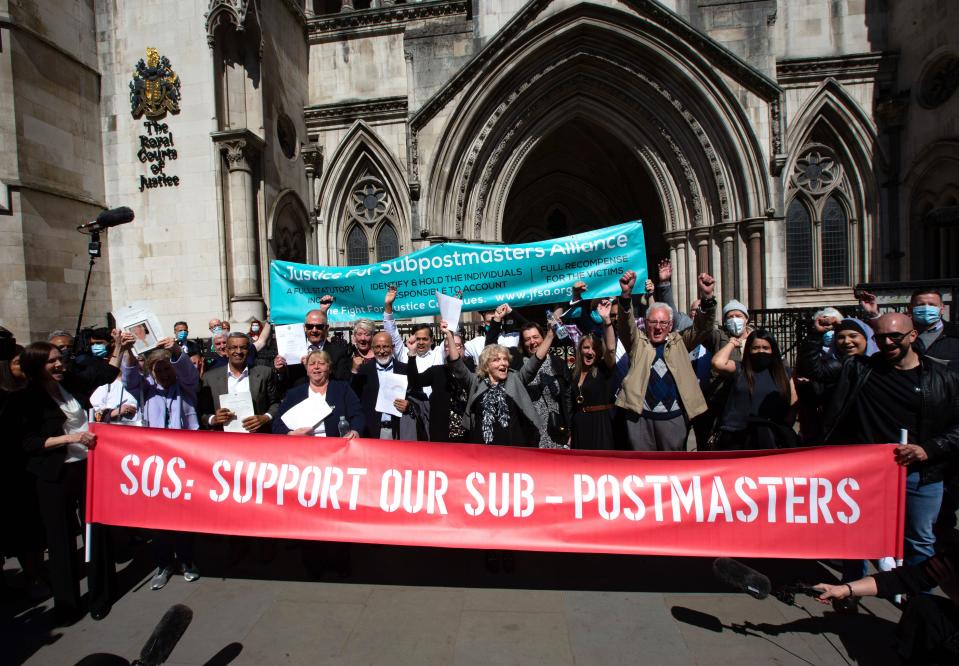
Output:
[725, 317, 746, 337]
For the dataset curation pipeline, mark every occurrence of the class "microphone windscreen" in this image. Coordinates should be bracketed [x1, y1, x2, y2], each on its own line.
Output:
[138, 604, 193, 666]
[712, 557, 771, 599]
[96, 206, 135, 227]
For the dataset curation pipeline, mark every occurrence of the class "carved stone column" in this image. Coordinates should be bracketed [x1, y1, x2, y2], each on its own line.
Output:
[301, 143, 324, 264]
[690, 227, 711, 277]
[663, 230, 689, 310]
[714, 222, 739, 304]
[341, 0, 355, 11]
[741, 218, 766, 310]
[212, 129, 265, 322]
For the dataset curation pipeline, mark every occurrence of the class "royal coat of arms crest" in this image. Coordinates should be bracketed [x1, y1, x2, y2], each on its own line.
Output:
[129, 48, 181, 119]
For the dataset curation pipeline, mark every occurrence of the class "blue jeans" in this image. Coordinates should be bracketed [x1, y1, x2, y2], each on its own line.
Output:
[904, 471, 943, 566]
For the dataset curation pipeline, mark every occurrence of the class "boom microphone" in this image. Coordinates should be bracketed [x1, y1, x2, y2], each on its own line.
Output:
[712, 557, 772, 600]
[134, 604, 193, 666]
[78, 206, 135, 232]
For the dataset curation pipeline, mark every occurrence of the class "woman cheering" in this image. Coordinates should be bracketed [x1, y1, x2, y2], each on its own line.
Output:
[446, 320, 556, 447]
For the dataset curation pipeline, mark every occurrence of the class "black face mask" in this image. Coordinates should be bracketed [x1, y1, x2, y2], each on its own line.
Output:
[750, 353, 774, 371]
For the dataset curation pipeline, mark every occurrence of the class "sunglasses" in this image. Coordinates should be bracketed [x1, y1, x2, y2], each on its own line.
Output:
[305, 323, 329, 330]
[874, 330, 914, 343]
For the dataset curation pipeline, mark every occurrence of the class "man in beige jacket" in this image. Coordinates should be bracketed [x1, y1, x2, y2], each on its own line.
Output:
[615, 269, 717, 451]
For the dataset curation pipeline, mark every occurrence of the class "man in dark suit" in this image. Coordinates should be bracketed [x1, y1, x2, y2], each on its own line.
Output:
[351, 331, 409, 439]
[274, 297, 351, 392]
[199, 332, 279, 433]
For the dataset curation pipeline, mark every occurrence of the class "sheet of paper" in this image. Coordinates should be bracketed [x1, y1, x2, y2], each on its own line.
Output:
[375, 372, 408, 418]
[219, 391, 255, 434]
[436, 291, 462, 333]
[276, 323, 310, 365]
[280, 393, 332, 432]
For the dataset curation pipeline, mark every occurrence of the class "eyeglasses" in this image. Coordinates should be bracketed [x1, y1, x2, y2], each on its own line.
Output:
[874, 330, 914, 343]
[305, 323, 328, 330]
[646, 320, 671, 328]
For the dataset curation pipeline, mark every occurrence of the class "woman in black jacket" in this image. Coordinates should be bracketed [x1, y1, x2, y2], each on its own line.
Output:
[11, 335, 124, 623]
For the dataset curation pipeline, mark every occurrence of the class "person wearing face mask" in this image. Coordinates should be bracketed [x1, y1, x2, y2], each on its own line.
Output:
[90, 329, 141, 426]
[351, 331, 414, 439]
[800, 312, 959, 574]
[909, 289, 959, 364]
[465, 308, 522, 366]
[245, 316, 272, 354]
[616, 270, 717, 452]
[711, 328, 798, 450]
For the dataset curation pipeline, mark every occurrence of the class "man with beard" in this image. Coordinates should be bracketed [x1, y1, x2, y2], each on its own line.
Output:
[801, 312, 959, 569]
[351, 331, 411, 439]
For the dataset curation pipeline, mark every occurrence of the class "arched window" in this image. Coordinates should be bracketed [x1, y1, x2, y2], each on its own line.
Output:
[376, 223, 399, 262]
[821, 196, 849, 287]
[346, 226, 368, 266]
[786, 199, 813, 289]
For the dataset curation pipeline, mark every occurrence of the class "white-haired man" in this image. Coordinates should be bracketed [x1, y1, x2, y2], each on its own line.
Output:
[616, 270, 717, 451]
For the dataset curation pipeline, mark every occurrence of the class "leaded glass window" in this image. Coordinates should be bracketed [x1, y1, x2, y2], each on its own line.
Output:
[786, 199, 813, 289]
[376, 223, 399, 262]
[346, 226, 368, 266]
[821, 196, 849, 287]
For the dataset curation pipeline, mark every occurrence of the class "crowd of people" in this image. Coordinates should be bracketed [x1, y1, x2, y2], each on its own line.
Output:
[2, 261, 959, 662]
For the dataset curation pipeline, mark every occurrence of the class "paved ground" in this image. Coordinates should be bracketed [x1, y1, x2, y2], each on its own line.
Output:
[2, 535, 904, 665]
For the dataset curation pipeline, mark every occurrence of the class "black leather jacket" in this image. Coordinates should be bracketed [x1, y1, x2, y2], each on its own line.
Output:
[799, 333, 959, 484]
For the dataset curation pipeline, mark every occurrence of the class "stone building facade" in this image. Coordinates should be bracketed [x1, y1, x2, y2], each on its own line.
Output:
[1, 0, 957, 339]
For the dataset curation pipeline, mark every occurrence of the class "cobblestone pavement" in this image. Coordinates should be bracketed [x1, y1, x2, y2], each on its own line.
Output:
[3, 535, 903, 665]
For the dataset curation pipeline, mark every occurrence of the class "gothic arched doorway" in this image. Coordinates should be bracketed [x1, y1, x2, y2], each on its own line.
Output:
[501, 117, 666, 266]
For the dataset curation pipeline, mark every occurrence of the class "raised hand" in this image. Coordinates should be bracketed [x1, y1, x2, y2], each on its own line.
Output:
[318, 295, 334, 313]
[493, 304, 509, 321]
[856, 289, 879, 319]
[596, 299, 612, 323]
[619, 270, 637, 296]
[658, 259, 672, 282]
[572, 281, 588, 298]
[697, 273, 715, 299]
[644, 279, 655, 296]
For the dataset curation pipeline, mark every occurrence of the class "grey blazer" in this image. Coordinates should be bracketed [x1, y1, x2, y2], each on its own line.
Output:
[198, 364, 280, 432]
[448, 353, 545, 434]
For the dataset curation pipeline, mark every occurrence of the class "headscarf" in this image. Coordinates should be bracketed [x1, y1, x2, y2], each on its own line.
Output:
[833, 317, 878, 357]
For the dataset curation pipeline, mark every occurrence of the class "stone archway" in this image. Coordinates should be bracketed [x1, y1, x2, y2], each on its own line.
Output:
[413, 3, 778, 308]
[501, 117, 667, 266]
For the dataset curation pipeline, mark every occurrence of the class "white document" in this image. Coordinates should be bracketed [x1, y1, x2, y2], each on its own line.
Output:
[276, 323, 310, 365]
[375, 372, 408, 418]
[281, 394, 332, 432]
[436, 291, 462, 333]
[219, 391, 255, 434]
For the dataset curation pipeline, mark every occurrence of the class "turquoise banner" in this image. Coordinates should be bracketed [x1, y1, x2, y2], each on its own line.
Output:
[269, 221, 647, 323]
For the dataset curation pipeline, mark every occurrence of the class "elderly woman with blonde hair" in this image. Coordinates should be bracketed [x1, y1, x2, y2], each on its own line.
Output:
[446, 320, 556, 447]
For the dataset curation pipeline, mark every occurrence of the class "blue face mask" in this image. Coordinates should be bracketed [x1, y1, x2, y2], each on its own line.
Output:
[822, 330, 835, 347]
[211, 326, 223, 336]
[176, 330, 189, 341]
[90, 343, 109, 358]
[590, 310, 604, 325]
[912, 305, 941, 326]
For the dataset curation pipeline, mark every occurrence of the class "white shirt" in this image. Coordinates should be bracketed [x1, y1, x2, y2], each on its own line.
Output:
[383, 313, 446, 397]
[90, 378, 142, 425]
[57, 385, 90, 463]
[463, 331, 519, 366]
[226, 365, 251, 394]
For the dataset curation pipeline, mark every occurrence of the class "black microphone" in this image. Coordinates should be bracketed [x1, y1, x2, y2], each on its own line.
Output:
[78, 206, 135, 232]
[712, 557, 772, 600]
[134, 604, 193, 666]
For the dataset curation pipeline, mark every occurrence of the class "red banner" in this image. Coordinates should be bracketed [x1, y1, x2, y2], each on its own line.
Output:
[86, 424, 906, 559]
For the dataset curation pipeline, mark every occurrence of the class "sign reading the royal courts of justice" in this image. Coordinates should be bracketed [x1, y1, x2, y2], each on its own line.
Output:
[130, 47, 182, 192]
